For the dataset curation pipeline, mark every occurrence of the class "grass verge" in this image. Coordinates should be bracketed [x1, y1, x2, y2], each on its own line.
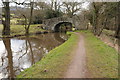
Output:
[0, 24, 46, 36]
[17, 32, 79, 78]
[81, 30, 118, 78]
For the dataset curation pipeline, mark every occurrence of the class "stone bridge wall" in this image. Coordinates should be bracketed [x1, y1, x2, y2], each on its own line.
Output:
[43, 16, 88, 31]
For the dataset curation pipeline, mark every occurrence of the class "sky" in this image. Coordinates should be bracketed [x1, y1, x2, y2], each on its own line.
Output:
[0, 0, 90, 8]
[0, 0, 90, 15]
[0, 0, 120, 6]
[22, 0, 120, 2]
[0, 0, 119, 13]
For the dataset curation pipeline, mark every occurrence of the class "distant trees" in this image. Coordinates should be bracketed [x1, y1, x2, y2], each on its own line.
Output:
[85, 2, 119, 37]
[45, 9, 63, 19]
[1, 0, 37, 35]
[1, 0, 119, 38]
[32, 2, 48, 24]
[62, 2, 83, 17]
[43, 0, 63, 19]
[13, 0, 34, 35]
[33, 1, 63, 22]
[1, 0, 64, 36]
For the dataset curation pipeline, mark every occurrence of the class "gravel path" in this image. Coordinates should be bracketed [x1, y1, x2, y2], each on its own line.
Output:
[64, 33, 87, 78]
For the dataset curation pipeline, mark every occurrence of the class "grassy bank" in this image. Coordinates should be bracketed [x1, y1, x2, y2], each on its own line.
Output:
[0, 24, 46, 36]
[17, 32, 79, 78]
[81, 31, 118, 78]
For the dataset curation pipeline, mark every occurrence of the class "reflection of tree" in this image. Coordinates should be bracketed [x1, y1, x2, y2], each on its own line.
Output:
[2, 38, 15, 78]
[17, 33, 66, 64]
[29, 33, 65, 50]
[18, 40, 28, 60]
[17, 33, 67, 67]
[0, 33, 68, 78]
[18, 36, 35, 65]
[26, 36, 35, 65]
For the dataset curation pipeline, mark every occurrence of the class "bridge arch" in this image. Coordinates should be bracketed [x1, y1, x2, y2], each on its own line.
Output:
[54, 22, 73, 32]
[43, 16, 81, 31]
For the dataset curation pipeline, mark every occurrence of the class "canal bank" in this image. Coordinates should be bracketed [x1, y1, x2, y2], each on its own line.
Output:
[17, 31, 118, 78]
[0, 32, 68, 78]
[0, 24, 49, 38]
[82, 31, 118, 78]
[17, 32, 79, 78]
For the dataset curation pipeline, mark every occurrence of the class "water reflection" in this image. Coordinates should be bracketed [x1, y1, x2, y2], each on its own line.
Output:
[0, 33, 68, 78]
[3, 38, 14, 78]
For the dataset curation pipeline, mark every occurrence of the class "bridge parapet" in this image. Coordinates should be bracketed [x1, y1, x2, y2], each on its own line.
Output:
[43, 16, 77, 31]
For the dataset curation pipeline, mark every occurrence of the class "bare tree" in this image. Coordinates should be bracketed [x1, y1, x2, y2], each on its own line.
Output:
[53, 0, 62, 11]
[26, 1, 34, 34]
[91, 2, 107, 36]
[13, 0, 34, 35]
[36, 2, 49, 10]
[62, 2, 83, 17]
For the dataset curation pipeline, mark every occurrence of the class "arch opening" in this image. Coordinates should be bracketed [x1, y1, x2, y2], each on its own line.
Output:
[54, 22, 72, 32]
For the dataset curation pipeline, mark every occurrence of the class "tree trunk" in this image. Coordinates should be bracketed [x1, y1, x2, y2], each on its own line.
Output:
[3, 38, 15, 78]
[115, 2, 120, 38]
[92, 3, 98, 35]
[25, 2, 34, 35]
[2, 2, 10, 35]
[55, 1, 57, 11]
[98, 14, 108, 36]
[93, 12, 98, 35]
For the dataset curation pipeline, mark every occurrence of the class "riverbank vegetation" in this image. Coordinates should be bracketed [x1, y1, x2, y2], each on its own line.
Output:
[17, 32, 79, 78]
[0, 1, 119, 40]
[0, 24, 46, 37]
[17, 30, 118, 78]
[0, 0, 119, 78]
[81, 31, 118, 78]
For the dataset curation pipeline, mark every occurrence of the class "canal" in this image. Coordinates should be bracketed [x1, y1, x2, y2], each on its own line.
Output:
[0, 33, 68, 78]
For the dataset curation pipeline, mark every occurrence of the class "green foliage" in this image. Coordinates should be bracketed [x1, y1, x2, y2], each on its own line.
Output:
[45, 9, 63, 19]
[32, 10, 45, 24]
[105, 2, 118, 18]
[33, 16, 42, 24]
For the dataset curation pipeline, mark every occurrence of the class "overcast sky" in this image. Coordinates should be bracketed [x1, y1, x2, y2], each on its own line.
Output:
[0, 0, 120, 3]
[0, 0, 119, 9]
[0, 0, 90, 8]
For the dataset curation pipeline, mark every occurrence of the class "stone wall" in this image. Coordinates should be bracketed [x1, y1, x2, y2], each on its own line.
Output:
[43, 16, 89, 31]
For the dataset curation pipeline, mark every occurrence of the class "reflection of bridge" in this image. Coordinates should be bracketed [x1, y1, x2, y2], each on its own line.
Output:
[43, 16, 81, 31]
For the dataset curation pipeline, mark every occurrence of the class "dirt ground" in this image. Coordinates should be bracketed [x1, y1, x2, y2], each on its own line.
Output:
[64, 33, 88, 78]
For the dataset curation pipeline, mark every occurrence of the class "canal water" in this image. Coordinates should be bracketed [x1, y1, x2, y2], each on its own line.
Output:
[0, 33, 68, 78]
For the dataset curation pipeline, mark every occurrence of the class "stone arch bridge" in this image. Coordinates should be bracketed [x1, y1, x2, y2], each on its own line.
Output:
[43, 16, 82, 32]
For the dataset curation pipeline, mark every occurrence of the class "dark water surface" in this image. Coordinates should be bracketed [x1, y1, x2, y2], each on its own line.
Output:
[0, 33, 68, 78]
